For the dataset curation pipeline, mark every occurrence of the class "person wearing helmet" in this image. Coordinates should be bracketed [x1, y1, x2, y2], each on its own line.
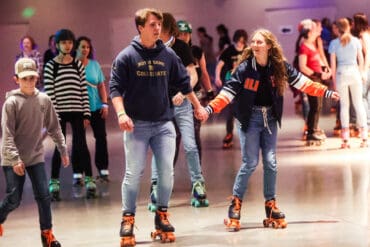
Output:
[44, 29, 96, 201]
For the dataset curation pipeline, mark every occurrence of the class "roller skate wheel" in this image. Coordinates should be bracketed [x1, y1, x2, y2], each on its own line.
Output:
[120, 236, 135, 247]
[271, 221, 278, 228]
[263, 219, 269, 227]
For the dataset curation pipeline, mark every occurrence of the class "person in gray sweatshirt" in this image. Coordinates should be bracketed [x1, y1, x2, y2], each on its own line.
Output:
[0, 58, 69, 247]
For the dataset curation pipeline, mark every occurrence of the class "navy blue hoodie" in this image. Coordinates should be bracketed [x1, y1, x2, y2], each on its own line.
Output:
[109, 36, 192, 121]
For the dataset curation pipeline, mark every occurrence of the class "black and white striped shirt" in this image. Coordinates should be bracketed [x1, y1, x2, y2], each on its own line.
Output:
[43, 59, 91, 119]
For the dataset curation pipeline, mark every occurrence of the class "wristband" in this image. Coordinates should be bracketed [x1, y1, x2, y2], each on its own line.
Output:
[117, 110, 126, 117]
[102, 103, 109, 108]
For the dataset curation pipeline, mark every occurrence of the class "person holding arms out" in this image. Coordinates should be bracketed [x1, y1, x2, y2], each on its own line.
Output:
[203, 29, 339, 231]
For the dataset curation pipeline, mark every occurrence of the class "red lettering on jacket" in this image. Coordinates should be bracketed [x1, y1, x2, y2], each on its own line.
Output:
[244, 78, 259, 91]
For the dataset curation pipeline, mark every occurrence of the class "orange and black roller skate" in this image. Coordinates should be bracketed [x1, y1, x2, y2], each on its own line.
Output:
[120, 213, 136, 247]
[41, 229, 61, 247]
[224, 196, 241, 231]
[151, 207, 175, 243]
[222, 133, 233, 149]
[263, 199, 287, 229]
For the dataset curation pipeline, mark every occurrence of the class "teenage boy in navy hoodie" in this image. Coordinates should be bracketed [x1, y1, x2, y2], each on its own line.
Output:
[109, 8, 207, 245]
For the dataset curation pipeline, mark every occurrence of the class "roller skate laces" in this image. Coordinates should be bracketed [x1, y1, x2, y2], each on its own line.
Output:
[263, 199, 287, 229]
[120, 214, 136, 247]
[151, 209, 175, 243]
[191, 181, 209, 207]
[224, 196, 241, 231]
[41, 229, 61, 247]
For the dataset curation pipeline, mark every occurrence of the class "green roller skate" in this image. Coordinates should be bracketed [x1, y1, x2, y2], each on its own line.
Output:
[147, 181, 158, 212]
[190, 181, 209, 207]
[49, 179, 61, 202]
[85, 176, 97, 199]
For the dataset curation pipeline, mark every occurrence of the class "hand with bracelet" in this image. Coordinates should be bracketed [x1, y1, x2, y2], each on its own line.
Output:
[117, 110, 134, 132]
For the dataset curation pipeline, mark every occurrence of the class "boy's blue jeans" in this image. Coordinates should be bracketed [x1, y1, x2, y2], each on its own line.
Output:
[0, 162, 52, 230]
[121, 120, 176, 214]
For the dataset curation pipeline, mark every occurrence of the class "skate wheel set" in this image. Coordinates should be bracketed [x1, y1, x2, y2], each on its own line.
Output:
[263, 218, 287, 229]
[223, 218, 240, 231]
[306, 140, 323, 146]
[120, 236, 136, 247]
[151, 230, 176, 243]
[191, 198, 209, 207]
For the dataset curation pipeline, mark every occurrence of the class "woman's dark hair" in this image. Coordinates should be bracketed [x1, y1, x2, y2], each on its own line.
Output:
[233, 29, 248, 43]
[76, 36, 94, 59]
[216, 24, 228, 35]
[55, 29, 76, 44]
[20, 35, 37, 50]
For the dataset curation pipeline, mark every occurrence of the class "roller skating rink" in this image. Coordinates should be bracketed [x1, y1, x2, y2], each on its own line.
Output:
[0, 94, 369, 247]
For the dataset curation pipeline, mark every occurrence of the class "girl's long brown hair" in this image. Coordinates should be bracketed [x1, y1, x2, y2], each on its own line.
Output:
[236, 29, 287, 96]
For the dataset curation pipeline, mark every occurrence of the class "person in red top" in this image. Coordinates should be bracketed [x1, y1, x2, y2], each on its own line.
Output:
[298, 19, 331, 145]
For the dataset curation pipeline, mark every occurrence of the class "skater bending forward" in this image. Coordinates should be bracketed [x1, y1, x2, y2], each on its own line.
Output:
[109, 8, 207, 246]
[0, 58, 69, 246]
[204, 29, 339, 231]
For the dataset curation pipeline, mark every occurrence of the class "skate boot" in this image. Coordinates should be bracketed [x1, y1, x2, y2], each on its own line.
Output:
[341, 139, 350, 149]
[96, 170, 110, 197]
[263, 199, 287, 229]
[151, 207, 175, 243]
[333, 119, 341, 137]
[190, 181, 209, 207]
[222, 133, 233, 149]
[85, 176, 97, 199]
[49, 179, 61, 202]
[147, 181, 158, 212]
[360, 139, 368, 148]
[72, 176, 84, 198]
[0, 224, 3, 236]
[224, 196, 242, 231]
[120, 213, 136, 247]
[41, 229, 61, 247]
[306, 133, 323, 146]
[315, 128, 326, 141]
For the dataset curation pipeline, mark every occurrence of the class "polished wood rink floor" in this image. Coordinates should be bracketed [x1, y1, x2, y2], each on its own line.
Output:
[0, 97, 369, 247]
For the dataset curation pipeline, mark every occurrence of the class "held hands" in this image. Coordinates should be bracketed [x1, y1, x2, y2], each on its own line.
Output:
[331, 91, 340, 101]
[118, 114, 134, 132]
[321, 70, 331, 80]
[13, 162, 25, 176]
[194, 106, 209, 122]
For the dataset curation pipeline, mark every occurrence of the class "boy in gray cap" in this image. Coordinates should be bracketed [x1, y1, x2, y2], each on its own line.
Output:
[0, 57, 69, 247]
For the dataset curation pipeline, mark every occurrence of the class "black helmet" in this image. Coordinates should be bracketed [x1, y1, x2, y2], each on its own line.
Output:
[54, 29, 75, 44]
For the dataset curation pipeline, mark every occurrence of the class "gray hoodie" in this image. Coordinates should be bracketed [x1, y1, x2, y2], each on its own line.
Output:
[1, 89, 67, 166]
